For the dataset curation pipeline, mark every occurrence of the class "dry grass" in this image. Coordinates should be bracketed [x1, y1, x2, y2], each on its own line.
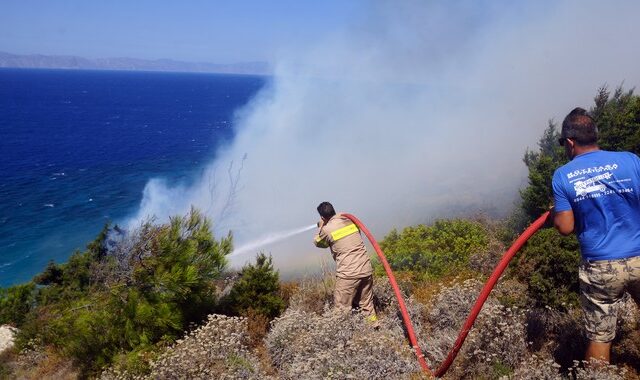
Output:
[99, 314, 273, 380]
[0, 345, 78, 380]
[285, 274, 334, 314]
[266, 272, 637, 379]
[245, 308, 270, 349]
[613, 296, 640, 369]
[54, 268, 640, 379]
[148, 314, 272, 380]
[277, 281, 299, 308]
[411, 271, 478, 307]
[266, 307, 421, 379]
[421, 279, 525, 378]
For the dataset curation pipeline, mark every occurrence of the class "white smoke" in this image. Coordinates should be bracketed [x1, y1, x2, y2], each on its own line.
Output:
[126, 1, 640, 273]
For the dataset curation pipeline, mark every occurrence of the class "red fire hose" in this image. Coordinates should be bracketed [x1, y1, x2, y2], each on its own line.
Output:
[342, 211, 550, 378]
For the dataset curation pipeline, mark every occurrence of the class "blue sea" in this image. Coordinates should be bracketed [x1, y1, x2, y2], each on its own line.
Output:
[0, 68, 266, 287]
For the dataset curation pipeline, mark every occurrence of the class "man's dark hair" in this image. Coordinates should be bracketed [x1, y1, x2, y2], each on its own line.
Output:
[561, 107, 598, 146]
[317, 201, 336, 219]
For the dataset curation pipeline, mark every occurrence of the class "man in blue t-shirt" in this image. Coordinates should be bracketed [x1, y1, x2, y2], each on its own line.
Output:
[552, 107, 640, 364]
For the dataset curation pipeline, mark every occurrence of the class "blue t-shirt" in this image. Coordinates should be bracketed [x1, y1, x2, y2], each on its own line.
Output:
[552, 150, 640, 260]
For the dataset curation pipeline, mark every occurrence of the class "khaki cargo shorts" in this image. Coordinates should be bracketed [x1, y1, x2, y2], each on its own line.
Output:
[579, 255, 640, 342]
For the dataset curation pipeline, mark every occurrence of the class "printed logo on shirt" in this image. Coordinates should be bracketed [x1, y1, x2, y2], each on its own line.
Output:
[567, 163, 636, 203]
[567, 164, 618, 179]
[573, 172, 612, 196]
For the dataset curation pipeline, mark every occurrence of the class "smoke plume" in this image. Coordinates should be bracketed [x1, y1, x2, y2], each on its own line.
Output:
[126, 1, 640, 274]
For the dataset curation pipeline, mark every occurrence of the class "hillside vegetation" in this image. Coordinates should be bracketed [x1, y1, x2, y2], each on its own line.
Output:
[1, 86, 640, 379]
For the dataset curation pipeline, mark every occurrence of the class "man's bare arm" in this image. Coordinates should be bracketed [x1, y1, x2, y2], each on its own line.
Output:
[554, 209, 575, 235]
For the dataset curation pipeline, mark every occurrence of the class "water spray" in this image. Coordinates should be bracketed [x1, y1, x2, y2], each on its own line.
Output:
[230, 224, 316, 257]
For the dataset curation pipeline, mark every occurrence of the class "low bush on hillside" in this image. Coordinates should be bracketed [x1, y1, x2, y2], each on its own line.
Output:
[285, 274, 334, 315]
[511, 228, 580, 310]
[0, 283, 36, 326]
[379, 219, 489, 280]
[218, 253, 285, 320]
[423, 279, 529, 378]
[266, 308, 421, 379]
[0, 344, 79, 380]
[100, 314, 273, 380]
[519, 295, 639, 372]
[1, 208, 232, 377]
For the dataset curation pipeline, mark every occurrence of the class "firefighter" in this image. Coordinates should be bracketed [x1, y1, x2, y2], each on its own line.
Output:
[313, 201, 379, 326]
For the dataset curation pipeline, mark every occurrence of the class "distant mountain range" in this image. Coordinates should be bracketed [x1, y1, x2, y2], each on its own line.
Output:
[0, 51, 271, 75]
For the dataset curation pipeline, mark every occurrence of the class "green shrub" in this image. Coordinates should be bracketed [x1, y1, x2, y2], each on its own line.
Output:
[519, 85, 640, 223]
[593, 86, 640, 154]
[379, 219, 489, 279]
[33, 261, 64, 286]
[512, 228, 580, 309]
[127, 208, 230, 324]
[512, 85, 640, 309]
[220, 253, 285, 320]
[15, 208, 232, 376]
[519, 121, 567, 223]
[0, 283, 36, 325]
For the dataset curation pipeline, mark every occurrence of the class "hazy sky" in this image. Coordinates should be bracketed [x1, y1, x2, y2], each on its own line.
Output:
[5, 1, 640, 274]
[120, 1, 640, 274]
[1, 0, 369, 63]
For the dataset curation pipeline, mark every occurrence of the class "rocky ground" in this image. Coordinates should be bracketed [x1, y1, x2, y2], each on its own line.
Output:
[0, 325, 17, 354]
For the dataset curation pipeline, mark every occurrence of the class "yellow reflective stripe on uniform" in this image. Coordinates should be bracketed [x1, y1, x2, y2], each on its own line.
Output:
[330, 223, 358, 241]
